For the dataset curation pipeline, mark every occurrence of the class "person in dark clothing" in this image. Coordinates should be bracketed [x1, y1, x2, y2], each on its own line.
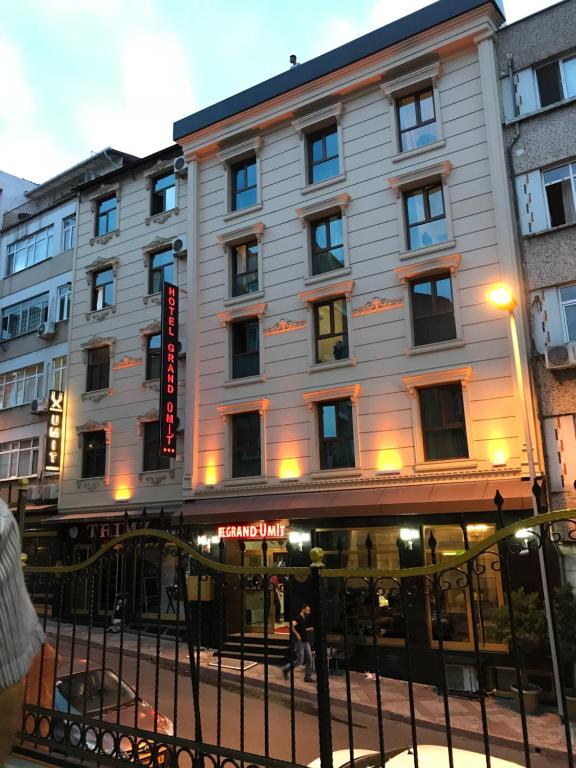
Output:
[282, 603, 314, 682]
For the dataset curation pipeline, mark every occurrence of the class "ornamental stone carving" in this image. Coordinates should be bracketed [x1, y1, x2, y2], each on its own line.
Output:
[136, 409, 160, 437]
[351, 297, 403, 317]
[264, 318, 307, 336]
[112, 356, 142, 371]
[85, 256, 119, 285]
[76, 420, 112, 448]
[81, 388, 112, 403]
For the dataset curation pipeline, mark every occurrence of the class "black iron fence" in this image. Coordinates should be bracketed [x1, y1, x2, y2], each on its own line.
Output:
[18, 508, 576, 768]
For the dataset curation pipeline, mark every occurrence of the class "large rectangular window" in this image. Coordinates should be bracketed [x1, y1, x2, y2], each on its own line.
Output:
[418, 383, 468, 461]
[307, 125, 340, 184]
[231, 319, 260, 379]
[82, 431, 106, 478]
[318, 399, 355, 470]
[52, 356, 67, 391]
[6, 226, 55, 276]
[410, 272, 456, 346]
[92, 268, 114, 310]
[61, 214, 76, 251]
[146, 334, 162, 380]
[311, 215, 344, 275]
[536, 56, 576, 108]
[404, 184, 448, 251]
[232, 412, 261, 477]
[0, 364, 44, 409]
[1, 293, 49, 341]
[151, 173, 176, 215]
[231, 157, 257, 211]
[231, 241, 259, 296]
[543, 163, 576, 228]
[86, 347, 110, 392]
[96, 195, 117, 236]
[397, 88, 438, 152]
[149, 249, 174, 294]
[57, 284, 71, 321]
[143, 422, 171, 472]
[0, 438, 40, 480]
[314, 297, 348, 363]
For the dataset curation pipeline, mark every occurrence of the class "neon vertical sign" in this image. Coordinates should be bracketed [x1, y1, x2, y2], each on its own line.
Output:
[160, 282, 178, 457]
[44, 389, 64, 472]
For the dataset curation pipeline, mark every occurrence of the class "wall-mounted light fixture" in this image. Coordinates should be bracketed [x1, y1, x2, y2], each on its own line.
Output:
[279, 458, 300, 480]
[377, 449, 402, 475]
[399, 527, 419, 550]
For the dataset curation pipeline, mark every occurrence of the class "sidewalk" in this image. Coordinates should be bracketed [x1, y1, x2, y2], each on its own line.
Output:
[45, 623, 575, 760]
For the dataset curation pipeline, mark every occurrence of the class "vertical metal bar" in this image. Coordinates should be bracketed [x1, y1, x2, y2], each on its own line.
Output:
[134, 541, 144, 730]
[178, 550, 203, 744]
[262, 540, 270, 759]
[239, 540, 246, 757]
[50, 578, 65, 709]
[99, 554, 112, 719]
[116, 546, 128, 725]
[311, 557, 333, 768]
[154, 540, 164, 733]
[66, 572, 80, 714]
[400, 578, 419, 768]
[366, 534, 386, 764]
[82, 563, 97, 718]
[216, 540, 225, 748]
[340, 572, 355, 765]
[173, 547, 182, 738]
[285, 542, 297, 766]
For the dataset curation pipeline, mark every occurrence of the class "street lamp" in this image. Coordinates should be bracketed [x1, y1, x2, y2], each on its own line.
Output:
[487, 283, 563, 715]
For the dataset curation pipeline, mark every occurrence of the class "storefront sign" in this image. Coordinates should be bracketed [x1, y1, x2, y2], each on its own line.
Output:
[160, 282, 178, 457]
[44, 389, 64, 472]
[217, 522, 287, 539]
[87, 520, 151, 540]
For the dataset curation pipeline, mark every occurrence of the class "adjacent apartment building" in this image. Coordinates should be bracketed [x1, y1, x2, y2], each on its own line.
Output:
[497, 0, 576, 574]
[173, 0, 543, 684]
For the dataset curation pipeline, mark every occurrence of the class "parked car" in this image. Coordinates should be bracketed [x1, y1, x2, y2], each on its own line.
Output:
[54, 668, 173, 765]
[308, 745, 524, 768]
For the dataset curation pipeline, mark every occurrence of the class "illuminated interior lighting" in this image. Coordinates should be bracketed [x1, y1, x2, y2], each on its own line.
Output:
[288, 531, 311, 545]
[466, 524, 489, 534]
[197, 535, 208, 546]
[399, 528, 419, 542]
[279, 458, 300, 479]
[515, 528, 533, 540]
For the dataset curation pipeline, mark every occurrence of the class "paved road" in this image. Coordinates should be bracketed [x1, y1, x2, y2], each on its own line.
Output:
[52, 637, 565, 767]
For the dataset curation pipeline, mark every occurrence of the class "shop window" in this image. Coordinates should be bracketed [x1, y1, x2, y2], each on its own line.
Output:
[404, 184, 448, 251]
[96, 195, 117, 236]
[307, 124, 340, 184]
[146, 334, 162, 380]
[410, 272, 456, 346]
[231, 240, 259, 296]
[86, 346, 110, 392]
[142, 421, 171, 472]
[92, 267, 114, 310]
[397, 88, 438, 152]
[314, 296, 349, 363]
[149, 249, 174, 295]
[151, 172, 176, 215]
[318, 398, 355, 470]
[311, 214, 345, 275]
[418, 383, 468, 461]
[231, 318, 260, 378]
[82, 430, 107, 478]
[232, 411, 261, 477]
[231, 156, 257, 211]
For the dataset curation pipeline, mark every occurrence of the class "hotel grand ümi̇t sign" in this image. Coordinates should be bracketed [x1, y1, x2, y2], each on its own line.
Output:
[44, 389, 64, 472]
[160, 281, 178, 457]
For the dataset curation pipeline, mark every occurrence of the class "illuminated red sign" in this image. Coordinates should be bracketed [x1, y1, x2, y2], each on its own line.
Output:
[217, 522, 287, 539]
[160, 282, 178, 457]
[44, 389, 64, 472]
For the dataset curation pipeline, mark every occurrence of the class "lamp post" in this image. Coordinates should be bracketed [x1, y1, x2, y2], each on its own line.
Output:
[487, 283, 563, 716]
[17, 477, 29, 545]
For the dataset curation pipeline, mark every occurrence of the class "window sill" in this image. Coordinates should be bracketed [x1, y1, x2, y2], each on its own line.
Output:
[300, 173, 347, 195]
[414, 459, 477, 473]
[139, 469, 175, 483]
[224, 290, 265, 308]
[224, 374, 266, 388]
[399, 239, 456, 261]
[308, 357, 357, 373]
[143, 293, 162, 306]
[223, 203, 263, 223]
[141, 379, 160, 392]
[90, 230, 119, 246]
[145, 207, 179, 226]
[392, 139, 446, 164]
[524, 221, 576, 239]
[221, 476, 268, 487]
[503, 94, 576, 126]
[85, 306, 116, 322]
[405, 338, 465, 356]
[309, 468, 362, 480]
[76, 477, 108, 489]
[81, 388, 112, 403]
[303, 266, 351, 287]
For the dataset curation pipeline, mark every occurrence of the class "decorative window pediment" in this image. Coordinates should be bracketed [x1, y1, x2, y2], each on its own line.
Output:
[217, 398, 269, 420]
[299, 279, 354, 306]
[76, 420, 111, 449]
[388, 161, 452, 198]
[217, 222, 265, 249]
[295, 193, 351, 228]
[381, 59, 441, 102]
[302, 383, 361, 409]
[395, 253, 461, 284]
[218, 301, 267, 326]
[85, 256, 119, 285]
[136, 409, 160, 437]
[218, 136, 262, 166]
[292, 102, 344, 135]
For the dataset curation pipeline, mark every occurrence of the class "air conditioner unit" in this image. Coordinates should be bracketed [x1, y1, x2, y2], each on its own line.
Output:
[177, 338, 186, 358]
[27, 485, 43, 501]
[173, 156, 188, 176]
[446, 664, 479, 694]
[30, 398, 49, 414]
[43, 484, 59, 500]
[173, 235, 187, 258]
[37, 321, 56, 340]
[545, 343, 576, 370]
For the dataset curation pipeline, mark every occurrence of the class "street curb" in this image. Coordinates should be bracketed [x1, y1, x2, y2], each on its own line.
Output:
[49, 632, 569, 761]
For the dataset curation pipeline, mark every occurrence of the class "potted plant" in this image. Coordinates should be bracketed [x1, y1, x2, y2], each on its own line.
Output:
[554, 583, 576, 720]
[494, 588, 547, 715]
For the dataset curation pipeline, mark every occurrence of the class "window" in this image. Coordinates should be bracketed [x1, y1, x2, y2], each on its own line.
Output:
[146, 334, 162, 380]
[0, 438, 39, 480]
[536, 56, 576, 108]
[560, 284, 576, 341]
[82, 431, 107, 478]
[543, 163, 576, 228]
[151, 173, 176, 215]
[92, 268, 114, 310]
[404, 184, 448, 250]
[318, 399, 355, 470]
[311, 215, 344, 275]
[149, 249, 174, 294]
[0, 364, 44, 409]
[397, 88, 438, 152]
[52, 356, 66, 391]
[86, 347, 110, 392]
[231, 319, 260, 378]
[231, 241, 259, 296]
[6, 226, 54, 276]
[232, 411, 261, 477]
[1, 293, 49, 341]
[314, 297, 348, 363]
[307, 125, 339, 184]
[418, 383, 468, 461]
[57, 284, 71, 321]
[410, 272, 456, 346]
[231, 157, 257, 211]
[62, 215, 76, 251]
[96, 195, 117, 236]
[143, 421, 170, 472]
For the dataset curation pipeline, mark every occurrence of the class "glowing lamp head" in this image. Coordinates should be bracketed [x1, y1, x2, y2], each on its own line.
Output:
[114, 485, 131, 502]
[487, 284, 517, 312]
[377, 449, 402, 473]
[279, 458, 300, 479]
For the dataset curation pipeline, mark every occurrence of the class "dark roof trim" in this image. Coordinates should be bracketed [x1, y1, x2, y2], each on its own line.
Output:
[174, 0, 504, 141]
[77, 143, 182, 193]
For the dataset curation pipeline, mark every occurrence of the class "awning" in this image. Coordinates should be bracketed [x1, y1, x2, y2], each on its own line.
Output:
[179, 478, 533, 524]
[45, 509, 167, 524]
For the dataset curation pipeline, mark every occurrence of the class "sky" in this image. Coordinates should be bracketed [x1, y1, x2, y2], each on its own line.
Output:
[0, 0, 561, 184]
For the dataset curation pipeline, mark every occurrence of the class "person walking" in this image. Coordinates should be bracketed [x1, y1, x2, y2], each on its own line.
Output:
[282, 603, 314, 682]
